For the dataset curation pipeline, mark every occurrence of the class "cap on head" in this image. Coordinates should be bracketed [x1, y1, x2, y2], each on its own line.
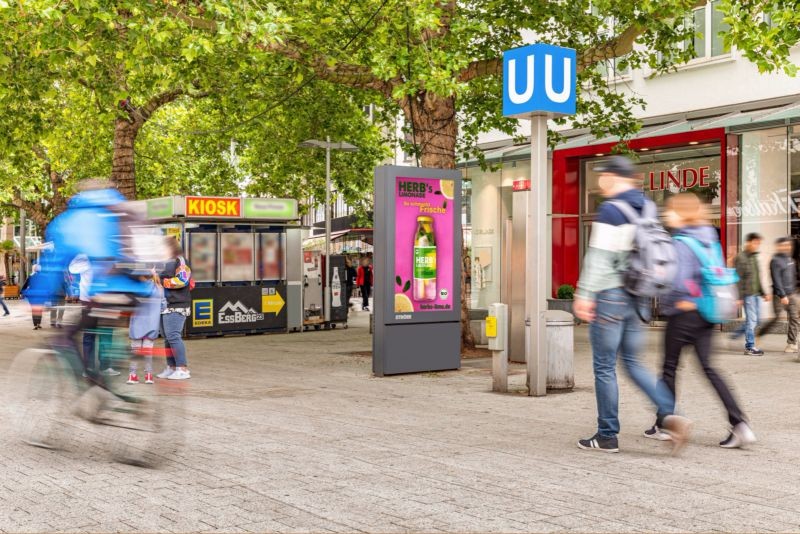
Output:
[594, 155, 636, 179]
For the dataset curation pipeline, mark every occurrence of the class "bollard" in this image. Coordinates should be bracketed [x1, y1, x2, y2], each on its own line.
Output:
[546, 310, 574, 390]
[487, 303, 508, 392]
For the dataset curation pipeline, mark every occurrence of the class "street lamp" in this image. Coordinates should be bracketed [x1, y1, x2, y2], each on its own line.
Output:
[299, 136, 358, 323]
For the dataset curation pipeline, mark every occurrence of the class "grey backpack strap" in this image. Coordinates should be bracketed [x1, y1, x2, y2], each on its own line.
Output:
[608, 199, 641, 224]
[641, 199, 657, 220]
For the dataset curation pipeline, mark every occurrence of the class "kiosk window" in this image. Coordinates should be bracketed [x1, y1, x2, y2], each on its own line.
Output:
[221, 233, 255, 281]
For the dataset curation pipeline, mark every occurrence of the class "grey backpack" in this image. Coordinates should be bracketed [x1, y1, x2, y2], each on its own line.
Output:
[609, 199, 678, 298]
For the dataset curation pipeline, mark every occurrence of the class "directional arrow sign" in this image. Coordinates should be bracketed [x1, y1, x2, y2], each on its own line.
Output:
[262, 292, 285, 315]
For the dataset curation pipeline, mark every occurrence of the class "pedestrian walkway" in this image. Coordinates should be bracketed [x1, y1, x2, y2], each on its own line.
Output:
[0, 298, 799, 532]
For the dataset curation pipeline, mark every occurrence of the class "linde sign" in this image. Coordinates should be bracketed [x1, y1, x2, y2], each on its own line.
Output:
[503, 43, 577, 118]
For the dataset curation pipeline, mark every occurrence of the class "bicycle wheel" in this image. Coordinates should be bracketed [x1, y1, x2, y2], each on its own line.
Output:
[107, 395, 173, 468]
[6, 348, 78, 449]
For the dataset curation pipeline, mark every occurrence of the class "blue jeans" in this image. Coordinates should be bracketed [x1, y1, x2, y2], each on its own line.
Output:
[743, 295, 760, 349]
[590, 288, 675, 438]
[161, 312, 187, 368]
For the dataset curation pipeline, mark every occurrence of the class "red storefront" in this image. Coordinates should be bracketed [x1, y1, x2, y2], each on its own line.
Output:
[551, 128, 730, 294]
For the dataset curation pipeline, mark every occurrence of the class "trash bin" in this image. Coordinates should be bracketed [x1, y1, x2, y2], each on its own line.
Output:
[546, 310, 574, 390]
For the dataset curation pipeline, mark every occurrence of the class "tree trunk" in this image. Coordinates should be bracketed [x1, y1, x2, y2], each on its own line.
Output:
[112, 118, 140, 199]
[402, 92, 475, 348]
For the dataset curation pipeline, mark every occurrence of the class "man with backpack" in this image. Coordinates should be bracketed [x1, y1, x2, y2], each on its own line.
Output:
[573, 156, 691, 454]
[733, 233, 768, 355]
[644, 193, 755, 448]
[756, 237, 799, 353]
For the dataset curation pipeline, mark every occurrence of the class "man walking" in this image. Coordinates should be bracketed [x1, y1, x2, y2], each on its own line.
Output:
[0, 275, 10, 316]
[356, 257, 373, 312]
[573, 156, 691, 454]
[733, 233, 768, 355]
[757, 237, 799, 352]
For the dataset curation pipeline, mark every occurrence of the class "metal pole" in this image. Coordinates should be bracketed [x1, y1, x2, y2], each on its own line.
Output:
[19, 208, 27, 287]
[324, 135, 332, 323]
[526, 115, 548, 396]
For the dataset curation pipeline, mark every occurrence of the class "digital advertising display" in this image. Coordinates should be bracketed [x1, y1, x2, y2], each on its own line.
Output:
[393, 176, 456, 316]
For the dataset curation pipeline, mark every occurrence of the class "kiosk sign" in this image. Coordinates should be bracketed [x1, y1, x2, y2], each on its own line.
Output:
[393, 177, 456, 318]
[186, 196, 241, 218]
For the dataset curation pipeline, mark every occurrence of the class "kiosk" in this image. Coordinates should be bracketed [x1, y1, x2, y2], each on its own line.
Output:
[143, 196, 303, 337]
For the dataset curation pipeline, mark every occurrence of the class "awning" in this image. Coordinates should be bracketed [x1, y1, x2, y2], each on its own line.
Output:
[303, 229, 374, 253]
[459, 97, 800, 164]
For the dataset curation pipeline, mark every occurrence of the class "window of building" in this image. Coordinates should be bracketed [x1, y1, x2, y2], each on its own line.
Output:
[686, 0, 730, 59]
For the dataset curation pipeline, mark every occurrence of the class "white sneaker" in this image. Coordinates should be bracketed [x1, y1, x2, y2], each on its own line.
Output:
[785, 344, 798, 353]
[101, 367, 121, 376]
[167, 369, 191, 380]
[156, 367, 175, 379]
[720, 422, 757, 449]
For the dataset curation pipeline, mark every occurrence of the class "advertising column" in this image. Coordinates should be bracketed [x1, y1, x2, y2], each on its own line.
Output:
[373, 166, 462, 376]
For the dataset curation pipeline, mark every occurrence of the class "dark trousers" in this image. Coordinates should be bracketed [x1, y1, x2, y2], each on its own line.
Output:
[31, 308, 42, 327]
[0, 297, 8, 314]
[360, 284, 371, 308]
[662, 311, 746, 426]
[757, 294, 799, 344]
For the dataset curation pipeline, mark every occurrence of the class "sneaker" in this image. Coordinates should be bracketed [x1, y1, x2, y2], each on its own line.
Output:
[3, 312, 9, 316]
[167, 368, 191, 380]
[156, 367, 175, 379]
[126, 372, 139, 385]
[577, 433, 619, 453]
[785, 344, 798, 353]
[144, 372, 154, 384]
[661, 415, 693, 454]
[363, 306, 370, 311]
[643, 425, 672, 441]
[744, 347, 765, 356]
[101, 367, 121, 376]
[720, 422, 757, 449]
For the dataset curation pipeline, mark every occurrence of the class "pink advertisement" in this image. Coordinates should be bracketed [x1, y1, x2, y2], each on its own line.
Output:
[393, 176, 456, 314]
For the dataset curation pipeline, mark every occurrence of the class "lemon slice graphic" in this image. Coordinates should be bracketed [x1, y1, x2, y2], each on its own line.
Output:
[394, 293, 414, 313]
[439, 179, 455, 200]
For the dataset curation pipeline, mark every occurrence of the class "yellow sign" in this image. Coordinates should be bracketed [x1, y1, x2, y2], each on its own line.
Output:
[186, 196, 241, 218]
[262, 292, 285, 315]
[485, 316, 497, 338]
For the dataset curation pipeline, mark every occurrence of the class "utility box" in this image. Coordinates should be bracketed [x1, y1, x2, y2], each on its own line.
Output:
[487, 303, 508, 392]
[546, 310, 574, 390]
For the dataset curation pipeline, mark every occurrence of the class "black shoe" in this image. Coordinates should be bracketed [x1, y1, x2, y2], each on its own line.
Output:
[577, 433, 619, 453]
[744, 347, 764, 356]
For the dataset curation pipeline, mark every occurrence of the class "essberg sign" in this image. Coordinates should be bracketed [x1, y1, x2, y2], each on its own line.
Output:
[503, 43, 576, 118]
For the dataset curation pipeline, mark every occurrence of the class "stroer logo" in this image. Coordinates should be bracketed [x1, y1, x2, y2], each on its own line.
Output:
[218, 301, 264, 324]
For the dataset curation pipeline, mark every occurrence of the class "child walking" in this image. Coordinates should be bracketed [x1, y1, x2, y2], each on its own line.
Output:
[128, 274, 164, 385]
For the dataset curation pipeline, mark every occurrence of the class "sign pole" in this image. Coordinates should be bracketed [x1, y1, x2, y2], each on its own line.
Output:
[324, 135, 332, 324]
[526, 115, 548, 396]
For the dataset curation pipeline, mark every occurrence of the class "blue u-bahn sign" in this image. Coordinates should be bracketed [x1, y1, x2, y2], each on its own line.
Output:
[503, 43, 577, 118]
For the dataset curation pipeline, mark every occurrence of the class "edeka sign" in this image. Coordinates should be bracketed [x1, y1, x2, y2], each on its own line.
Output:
[185, 196, 241, 218]
[503, 43, 576, 118]
[393, 177, 456, 318]
[186, 284, 287, 335]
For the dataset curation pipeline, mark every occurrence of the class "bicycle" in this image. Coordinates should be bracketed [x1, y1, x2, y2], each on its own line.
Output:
[6, 301, 184, 467]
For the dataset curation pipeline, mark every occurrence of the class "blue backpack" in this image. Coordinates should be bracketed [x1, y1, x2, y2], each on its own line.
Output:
[674, 236, 739, 324]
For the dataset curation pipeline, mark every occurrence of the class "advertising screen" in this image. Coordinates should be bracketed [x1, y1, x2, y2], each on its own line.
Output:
[220, 233, 254, 281]
[188, 232, 217, 282]
[258, 233, 283, 280]
[393, 176, 456, 315]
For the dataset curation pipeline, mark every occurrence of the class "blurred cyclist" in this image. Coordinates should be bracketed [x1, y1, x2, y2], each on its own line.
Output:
[25, 179, 153, 387]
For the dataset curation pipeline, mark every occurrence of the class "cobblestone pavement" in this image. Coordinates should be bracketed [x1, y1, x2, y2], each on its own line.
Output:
[1, 298, 799, 533]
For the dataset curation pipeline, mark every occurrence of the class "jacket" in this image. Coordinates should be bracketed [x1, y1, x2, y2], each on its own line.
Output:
[576, 188, 645, 300]
[356, 265, 373, 287]
[734, 250, 764, 297]
[770, 253, 796, 298]
[160, 257, 192, 308]
[660, 225, 718, 316]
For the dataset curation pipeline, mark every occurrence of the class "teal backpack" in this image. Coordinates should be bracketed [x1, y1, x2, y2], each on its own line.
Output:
[674, 236, 739, 324]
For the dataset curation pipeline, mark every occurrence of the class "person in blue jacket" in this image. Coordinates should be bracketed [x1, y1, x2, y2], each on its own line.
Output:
[26, 180, 150, 379]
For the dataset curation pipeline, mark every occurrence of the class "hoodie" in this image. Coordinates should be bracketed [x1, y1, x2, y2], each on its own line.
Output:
[576, 188, 646, 299]
[659, 225, 719, 316]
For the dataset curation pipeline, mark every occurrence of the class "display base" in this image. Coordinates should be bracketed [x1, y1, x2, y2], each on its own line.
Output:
[373, 321, 461, 376]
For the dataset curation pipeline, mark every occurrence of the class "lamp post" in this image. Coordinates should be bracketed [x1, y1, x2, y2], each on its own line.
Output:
[299, 137, 358, 323]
